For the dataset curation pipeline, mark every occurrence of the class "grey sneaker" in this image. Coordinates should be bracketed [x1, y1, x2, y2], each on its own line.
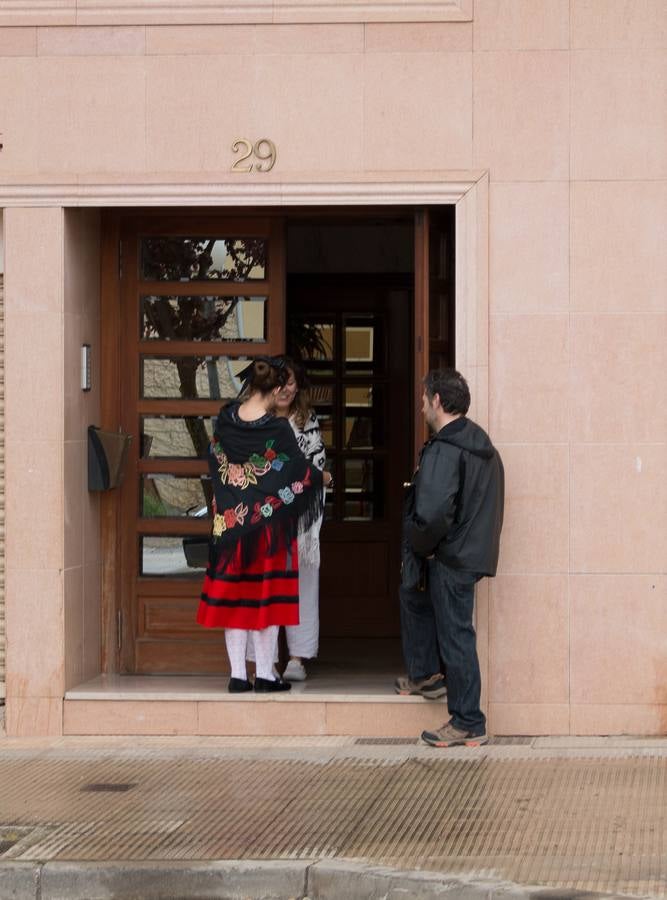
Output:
[283, 659, 307, 681]
[421, 721, 488, 747]
[394, 673, 447, 700]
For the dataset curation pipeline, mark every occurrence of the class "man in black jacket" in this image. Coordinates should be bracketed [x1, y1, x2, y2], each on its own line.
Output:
[397, 369, 504, 747]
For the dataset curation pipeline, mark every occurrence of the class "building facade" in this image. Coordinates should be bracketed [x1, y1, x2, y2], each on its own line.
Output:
[0, 0, 665, 738]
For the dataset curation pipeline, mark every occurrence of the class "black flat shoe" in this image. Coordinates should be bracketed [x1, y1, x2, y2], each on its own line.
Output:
[254, 677, 292, 693]
[228, 677, 253, 693]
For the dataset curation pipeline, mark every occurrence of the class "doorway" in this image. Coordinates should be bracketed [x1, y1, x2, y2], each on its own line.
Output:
[104, 207, 454, 677]
[285, 216, 414, 674]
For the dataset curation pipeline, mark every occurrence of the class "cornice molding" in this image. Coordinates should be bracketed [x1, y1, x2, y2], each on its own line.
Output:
[0, 0, 472, 26]
[0, 178, 483, 207]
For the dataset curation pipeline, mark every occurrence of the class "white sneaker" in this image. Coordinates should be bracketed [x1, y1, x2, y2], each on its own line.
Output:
[283, 659, 307, 681]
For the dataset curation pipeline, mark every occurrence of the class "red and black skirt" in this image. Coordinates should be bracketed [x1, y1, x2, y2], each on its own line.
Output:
[197, 527, 300, 630]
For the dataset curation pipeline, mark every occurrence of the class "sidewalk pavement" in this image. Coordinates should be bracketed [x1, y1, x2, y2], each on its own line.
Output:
[0, 731, 665, 899]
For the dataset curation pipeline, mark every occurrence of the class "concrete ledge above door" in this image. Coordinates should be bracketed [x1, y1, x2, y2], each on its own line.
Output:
[0, 0, 472, 28]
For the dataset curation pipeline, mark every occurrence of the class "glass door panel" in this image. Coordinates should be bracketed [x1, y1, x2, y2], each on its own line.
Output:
[140, 356, 251, 400]
[141, 296, 267, 343]
[141, 237, 268, 281]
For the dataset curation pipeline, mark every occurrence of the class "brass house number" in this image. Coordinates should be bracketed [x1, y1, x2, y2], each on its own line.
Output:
[231, 139, 277, 173]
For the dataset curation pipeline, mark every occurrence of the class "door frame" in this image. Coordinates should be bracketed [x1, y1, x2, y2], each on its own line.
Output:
[99, 177, 489, 675]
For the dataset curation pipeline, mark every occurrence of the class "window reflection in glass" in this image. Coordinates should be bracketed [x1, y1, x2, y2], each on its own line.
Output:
[343, 500, 374, 521]
[141, 356, 250, 400]
[141, 475, 211, 518]
[141, 238, 267, 282]
[141, 536, 206, 577]
[345, 385, 381, 449]
[310, 384, 334, 449]
[345, 325, 373, 363]
[141, 416, 215, 459]
[296, 321, 334, 360]
[343, 458, 384, 521]
[345, 458, 373, 491]
[345, 318, 381, 375]
[291, 320, 335, 376]
[141, 296, 267, 342]
[318, 414, 334, 449]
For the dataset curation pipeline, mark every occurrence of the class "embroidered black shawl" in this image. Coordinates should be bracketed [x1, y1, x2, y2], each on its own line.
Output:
[207, 402, 325, 569]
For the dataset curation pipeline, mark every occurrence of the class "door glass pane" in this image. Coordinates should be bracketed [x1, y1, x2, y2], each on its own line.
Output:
[141, 535, 207, 576]
[345, 385, 383, 449]
[310, 383, 335, 449]
[323, 458, 334, 521]
[141, 356, 249, 400]
[141, 296, 267, 342]
[141, 415, 215, 459]
[142, 475, 211, 518]
[141, 238, 267, 282]
[291, 321, 335, 376]
[343, 458, 384, 521]
[345, 317, 382, 374]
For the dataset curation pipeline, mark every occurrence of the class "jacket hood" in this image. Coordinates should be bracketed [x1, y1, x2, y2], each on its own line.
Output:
[433, 417, 495, 459]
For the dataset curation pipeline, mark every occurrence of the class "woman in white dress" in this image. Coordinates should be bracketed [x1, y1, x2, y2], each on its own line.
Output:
[247, 357, 327, 680]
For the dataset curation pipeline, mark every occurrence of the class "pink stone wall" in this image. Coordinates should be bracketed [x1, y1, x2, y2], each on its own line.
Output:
[1, 0, 665, 734]
[4, 207, 66, 736]
[63, 209, 102, 692]
[3, 209, 101, 735]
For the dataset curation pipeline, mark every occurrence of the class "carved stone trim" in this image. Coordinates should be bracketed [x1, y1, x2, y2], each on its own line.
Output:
[0, 0, 472, 26]
[0, 177, 482, 207]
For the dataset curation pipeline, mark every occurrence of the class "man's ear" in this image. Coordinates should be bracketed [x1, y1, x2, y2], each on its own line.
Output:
[432, 392, 442, 410]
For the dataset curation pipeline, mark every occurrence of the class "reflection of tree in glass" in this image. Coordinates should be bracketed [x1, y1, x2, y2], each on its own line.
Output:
[142, 237, 266, 282]
[142, 296, 244, 343]
[141, 238, 267, 508]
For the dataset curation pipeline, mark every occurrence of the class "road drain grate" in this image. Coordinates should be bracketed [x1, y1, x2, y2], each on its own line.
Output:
[81, 783, 137, 793]
[355, 738, 418, 746]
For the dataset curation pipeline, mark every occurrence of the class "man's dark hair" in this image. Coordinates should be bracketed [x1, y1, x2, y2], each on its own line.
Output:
[423, 369, 471, 415]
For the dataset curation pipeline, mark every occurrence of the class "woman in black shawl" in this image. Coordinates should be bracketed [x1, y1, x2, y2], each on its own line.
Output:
[197, 358, 327, 693]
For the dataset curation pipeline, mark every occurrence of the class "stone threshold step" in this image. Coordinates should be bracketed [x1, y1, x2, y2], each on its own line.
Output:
[63, 696, 447, 737]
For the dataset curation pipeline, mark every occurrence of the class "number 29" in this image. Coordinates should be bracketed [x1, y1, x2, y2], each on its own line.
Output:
[231, 139, 277, 173]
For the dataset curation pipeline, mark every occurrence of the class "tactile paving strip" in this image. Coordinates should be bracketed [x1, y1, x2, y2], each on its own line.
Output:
[0, 753, 664, 896]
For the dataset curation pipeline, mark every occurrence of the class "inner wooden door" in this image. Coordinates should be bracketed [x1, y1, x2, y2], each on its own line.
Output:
[287, 276, 413, 638]
[116, 215, 285, 673]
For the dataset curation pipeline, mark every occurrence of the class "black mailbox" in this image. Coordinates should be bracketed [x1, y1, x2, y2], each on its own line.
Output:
[88, 426, 132, 491]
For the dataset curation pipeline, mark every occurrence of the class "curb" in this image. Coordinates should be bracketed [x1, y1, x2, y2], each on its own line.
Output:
[0, 858, 656, 900]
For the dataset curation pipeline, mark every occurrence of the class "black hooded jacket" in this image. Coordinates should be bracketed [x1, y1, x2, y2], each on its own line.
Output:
[403, 417, 504, 581]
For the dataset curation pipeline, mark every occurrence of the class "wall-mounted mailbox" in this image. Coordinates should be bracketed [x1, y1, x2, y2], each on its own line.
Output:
[182, 537, 210, 569]
[88, 426, 132, 491]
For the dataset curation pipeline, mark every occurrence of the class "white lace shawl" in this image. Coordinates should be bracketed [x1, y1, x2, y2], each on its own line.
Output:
[290, 410, 326, 567]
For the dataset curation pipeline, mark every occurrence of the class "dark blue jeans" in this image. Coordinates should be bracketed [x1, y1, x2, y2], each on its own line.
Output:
[400, 559, 486, 734]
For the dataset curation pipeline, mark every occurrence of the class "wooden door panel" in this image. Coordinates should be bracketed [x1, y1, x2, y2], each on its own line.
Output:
[116, 215, 286, 673]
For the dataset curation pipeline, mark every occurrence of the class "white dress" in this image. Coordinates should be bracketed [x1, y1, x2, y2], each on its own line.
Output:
[286, 410, 326, 658]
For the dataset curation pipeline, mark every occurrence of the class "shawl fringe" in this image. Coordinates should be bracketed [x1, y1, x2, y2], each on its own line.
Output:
[208, 480, 324, 572]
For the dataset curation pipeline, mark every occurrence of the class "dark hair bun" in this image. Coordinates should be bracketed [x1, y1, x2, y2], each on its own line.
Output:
[247, 359, 287, 395]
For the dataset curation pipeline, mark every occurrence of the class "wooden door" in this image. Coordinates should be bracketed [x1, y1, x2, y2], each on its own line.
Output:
[287, 276, 412, 638]
[115, 215, 285, 673]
